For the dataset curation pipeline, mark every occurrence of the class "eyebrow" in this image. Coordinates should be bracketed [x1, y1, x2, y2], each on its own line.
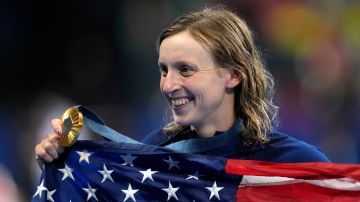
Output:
[158, 60, 198, 69]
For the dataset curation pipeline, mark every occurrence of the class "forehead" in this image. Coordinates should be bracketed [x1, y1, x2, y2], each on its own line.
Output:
[158, 31, 214, 65]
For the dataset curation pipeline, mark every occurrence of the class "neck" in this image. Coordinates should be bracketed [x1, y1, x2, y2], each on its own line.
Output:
[191, 91, 237, 138]
[192, 111, 236, 138]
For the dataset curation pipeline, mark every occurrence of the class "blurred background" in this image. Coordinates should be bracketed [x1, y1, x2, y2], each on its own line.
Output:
[0, 0, 359, 201]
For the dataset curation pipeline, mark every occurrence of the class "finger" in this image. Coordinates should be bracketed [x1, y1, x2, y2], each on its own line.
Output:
[53, 140, 64, 154]
[38, 137, 60, 160]
[51, 119, 63, 135]
[35, 145, 54, 163]
[43, 141, 60, 160]
[48, 133, 65, 154]
[35, 155, 44, 170]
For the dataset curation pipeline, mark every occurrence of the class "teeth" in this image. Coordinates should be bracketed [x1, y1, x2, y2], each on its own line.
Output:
[172, 98, 191, 107]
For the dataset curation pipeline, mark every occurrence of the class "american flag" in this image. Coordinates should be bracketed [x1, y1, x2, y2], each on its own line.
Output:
[31, 140, 360, 202]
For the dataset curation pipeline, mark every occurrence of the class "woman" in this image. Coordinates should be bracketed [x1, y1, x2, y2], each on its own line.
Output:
[35, 7, 330, 165]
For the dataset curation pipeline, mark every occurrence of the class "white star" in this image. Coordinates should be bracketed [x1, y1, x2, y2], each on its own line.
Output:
[206, 181, 224, 200]
[163, 156, 180, 170]
[120, 153, 137, 166]
[76, 150, 93, 164]
[58, 163, 75, 181]
[162, 181, 179, 201]
[139, 168, 158, 183]
[47, 189, 56, 202]
[83, 184, 98, 201]
[98, 164, 114, 183]
[185, 171, 200, 180]
[33, 179, 47, 198]
[121, 183, 139, 202]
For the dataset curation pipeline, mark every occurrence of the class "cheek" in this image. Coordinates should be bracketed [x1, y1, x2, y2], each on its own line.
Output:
[198, 79, 226, 99]
[187, 81, 209, 102]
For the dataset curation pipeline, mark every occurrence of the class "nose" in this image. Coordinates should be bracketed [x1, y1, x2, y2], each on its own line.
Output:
[160, 71, 182, 94]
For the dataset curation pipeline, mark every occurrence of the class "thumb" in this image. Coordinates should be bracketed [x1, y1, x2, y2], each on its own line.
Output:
[51, 119, 63, 135]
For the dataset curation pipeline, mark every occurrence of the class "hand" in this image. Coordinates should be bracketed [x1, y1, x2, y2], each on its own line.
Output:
[34, 119, 65, 168]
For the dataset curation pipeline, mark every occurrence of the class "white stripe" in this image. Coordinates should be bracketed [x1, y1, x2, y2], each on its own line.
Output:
[240, 175, 360, 191]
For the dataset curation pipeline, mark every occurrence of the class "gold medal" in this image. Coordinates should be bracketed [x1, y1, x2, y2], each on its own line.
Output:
[58, 107, 83, 147]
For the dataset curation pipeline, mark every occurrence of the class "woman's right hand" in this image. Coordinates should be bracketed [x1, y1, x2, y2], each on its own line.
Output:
[34, 119, 65, 168]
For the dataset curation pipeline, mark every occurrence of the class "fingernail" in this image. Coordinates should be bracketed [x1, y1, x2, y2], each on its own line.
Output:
[56, 129, 62, 135]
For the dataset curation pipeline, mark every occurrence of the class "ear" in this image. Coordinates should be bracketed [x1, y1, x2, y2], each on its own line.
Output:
[225, 67, 241, 88]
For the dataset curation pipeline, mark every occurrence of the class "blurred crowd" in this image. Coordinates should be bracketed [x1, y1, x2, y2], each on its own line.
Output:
[0, 0, 359, 200]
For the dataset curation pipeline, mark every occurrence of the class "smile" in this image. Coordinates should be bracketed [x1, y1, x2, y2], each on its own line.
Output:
[171, 97, 194, 108]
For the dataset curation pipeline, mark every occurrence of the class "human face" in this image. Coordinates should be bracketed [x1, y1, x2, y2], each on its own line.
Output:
[158, 31, 237, 134]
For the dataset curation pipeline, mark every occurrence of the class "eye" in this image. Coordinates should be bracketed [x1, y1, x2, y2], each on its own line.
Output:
[179, 65, 196, 77]
[159, 65, 168, 77]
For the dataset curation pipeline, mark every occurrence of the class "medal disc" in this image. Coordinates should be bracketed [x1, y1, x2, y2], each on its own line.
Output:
[58, 107, 83, 147]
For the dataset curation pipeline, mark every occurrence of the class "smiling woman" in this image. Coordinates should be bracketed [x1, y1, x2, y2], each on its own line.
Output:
[156, 7, 276, 146]
[35, 6, 330, 168]
[142, 7, 331, 163]
[158, 31, 240, 138]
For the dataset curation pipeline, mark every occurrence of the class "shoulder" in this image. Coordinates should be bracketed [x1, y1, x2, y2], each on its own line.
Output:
[264, 131, 331, 163]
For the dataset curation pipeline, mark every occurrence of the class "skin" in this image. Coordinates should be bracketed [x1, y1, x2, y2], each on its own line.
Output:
[159, 31, 240, 137]
[34, 119, 64, 166]
[35, 30, 240, 164]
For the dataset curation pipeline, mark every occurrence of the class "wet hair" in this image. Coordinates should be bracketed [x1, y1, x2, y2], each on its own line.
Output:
[157, 6, 278, 145]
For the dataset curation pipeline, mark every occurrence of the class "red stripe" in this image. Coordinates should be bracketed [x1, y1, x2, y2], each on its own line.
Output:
[225, 159, 360, 181]
[236, 182, 360, 202]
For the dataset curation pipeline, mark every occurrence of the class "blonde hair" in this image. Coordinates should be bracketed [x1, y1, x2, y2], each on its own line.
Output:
[157, 7, 278, 145]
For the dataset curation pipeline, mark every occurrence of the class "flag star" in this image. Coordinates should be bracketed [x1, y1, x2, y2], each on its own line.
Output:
[99, 164, 114, 183]
[58, 163, 75, 181]
[163, 156, 180, 170]
[206, 181, 224, 200]
[139, 168, 158, 183]
[33, 179, 47, 198]
[162, 181, 180, 201]
[47, 189, 56, 202]
[83, 184, 98, 201]
[121, 183, 139, 202]
[76, 150, 93, 164]
[186, 170, 201, 180]
[120, 153, 137, 166]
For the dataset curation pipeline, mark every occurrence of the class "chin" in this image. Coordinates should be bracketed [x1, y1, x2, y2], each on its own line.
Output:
[173, 117, 192, 127]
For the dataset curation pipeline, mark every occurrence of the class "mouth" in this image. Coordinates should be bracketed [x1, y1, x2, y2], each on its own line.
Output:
[169, 97, 194, 109]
